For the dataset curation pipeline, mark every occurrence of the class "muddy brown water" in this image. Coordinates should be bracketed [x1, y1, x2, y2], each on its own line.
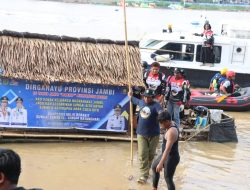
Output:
[0, 111, 249, 190]
[1, 1, 250, 189]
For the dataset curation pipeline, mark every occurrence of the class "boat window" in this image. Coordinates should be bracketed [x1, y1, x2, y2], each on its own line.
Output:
[143, 40, 162, 48]
[196, 45, 222, 63]
[153, 43, 194, 62]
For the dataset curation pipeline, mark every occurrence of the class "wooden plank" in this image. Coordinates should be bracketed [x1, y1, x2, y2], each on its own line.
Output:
[0, 131, 137, 142]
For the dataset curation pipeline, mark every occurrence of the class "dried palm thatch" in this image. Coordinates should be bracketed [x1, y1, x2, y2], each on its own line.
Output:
[0, 30, 143, 86]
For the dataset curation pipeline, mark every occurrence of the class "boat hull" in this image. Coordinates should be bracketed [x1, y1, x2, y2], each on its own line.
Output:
[189, 87, 250, 111]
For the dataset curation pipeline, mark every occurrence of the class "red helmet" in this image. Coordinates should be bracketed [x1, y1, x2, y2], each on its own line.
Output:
[226, 71, 236, 78]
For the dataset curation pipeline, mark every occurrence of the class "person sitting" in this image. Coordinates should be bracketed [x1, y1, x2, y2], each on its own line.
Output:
[209, 68, 228, 92]
[193, 106, 208, 129]
[0, 148, 42, 190]
[220, 71, 238, 96]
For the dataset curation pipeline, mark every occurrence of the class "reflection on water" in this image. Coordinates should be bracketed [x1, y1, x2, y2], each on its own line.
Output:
[1, 112, 250, 190]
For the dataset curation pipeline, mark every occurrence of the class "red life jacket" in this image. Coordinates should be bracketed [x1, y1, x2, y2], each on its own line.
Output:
[143, 71, 166, 95]
[166, 76, 190, 103]
[203, 29, 214, 47]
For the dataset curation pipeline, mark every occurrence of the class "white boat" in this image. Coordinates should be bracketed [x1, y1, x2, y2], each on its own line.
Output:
[140, 23, 250, 88]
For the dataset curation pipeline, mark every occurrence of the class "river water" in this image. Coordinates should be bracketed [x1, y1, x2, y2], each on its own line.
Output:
[1, 0, 250, 40]
[1, 111, 249, 190]
[1, 0, 250, 189]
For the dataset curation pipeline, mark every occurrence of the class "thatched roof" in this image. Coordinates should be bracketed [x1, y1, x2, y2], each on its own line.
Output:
[0, 30, 143, 86]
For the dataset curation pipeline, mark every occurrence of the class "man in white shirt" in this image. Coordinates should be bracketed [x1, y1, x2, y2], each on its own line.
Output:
[0, 96, 11, 127]
[106, 104, 125, 131]
[11, 97, 28, 127]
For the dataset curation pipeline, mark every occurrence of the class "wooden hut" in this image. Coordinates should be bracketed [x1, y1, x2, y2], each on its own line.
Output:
[0, 30, 143, 142]
[0, 30, 143, 86]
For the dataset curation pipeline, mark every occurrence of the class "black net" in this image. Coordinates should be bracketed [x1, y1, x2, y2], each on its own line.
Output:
[209, 118, 238, 143]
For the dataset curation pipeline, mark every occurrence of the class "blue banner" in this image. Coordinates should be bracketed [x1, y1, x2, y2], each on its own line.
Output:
[0, 77, 129, 132]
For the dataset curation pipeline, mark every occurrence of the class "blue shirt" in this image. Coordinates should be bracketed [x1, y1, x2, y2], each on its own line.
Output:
[131, 97, 162, 137]
[210, 73, 221, 84]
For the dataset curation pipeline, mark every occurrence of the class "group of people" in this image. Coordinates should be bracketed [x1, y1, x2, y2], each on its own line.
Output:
[128, 58, 240, 189]
[128, 61, 191, 190]
[209, 68, 239, 96]
[0, 96, 27, 127]
[143, 61, 191, 127]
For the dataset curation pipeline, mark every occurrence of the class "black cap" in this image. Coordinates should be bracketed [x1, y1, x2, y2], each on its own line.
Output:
[174, 68, 181, 73]
[16, 97, 23, 102]
[1, 96, 9, 101]
[194, 106, 208, 116]
[174, 68, 184, 75]
[114, 104, 122, 110]
[142, 89, 155, 97]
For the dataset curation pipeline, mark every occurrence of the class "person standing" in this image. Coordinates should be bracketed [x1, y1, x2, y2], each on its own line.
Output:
[128, 89, 163, 184]
[165, 68, 190, 128]
[152, 111, 179, 190]
[199, 23, 214, 65]
[11, 97, 28, 127]
[143, 62, 166, 104]
[0, 96, 11, 127]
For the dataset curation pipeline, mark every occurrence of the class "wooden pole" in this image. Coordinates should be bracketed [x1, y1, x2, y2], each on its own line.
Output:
[184, 124, 210, 142]
[122, 0, 134, 163]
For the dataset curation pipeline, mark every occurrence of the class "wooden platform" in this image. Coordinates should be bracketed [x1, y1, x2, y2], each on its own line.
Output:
[0, 127, 136, 143]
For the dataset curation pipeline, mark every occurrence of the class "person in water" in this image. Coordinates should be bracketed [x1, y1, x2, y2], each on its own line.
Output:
[152, 111, 180, 190]
[128, 89, 162, 184]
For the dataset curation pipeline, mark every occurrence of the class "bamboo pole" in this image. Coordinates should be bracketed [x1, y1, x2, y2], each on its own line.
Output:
[122, 0, 134, 163]
[184, 124, 210, 142]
